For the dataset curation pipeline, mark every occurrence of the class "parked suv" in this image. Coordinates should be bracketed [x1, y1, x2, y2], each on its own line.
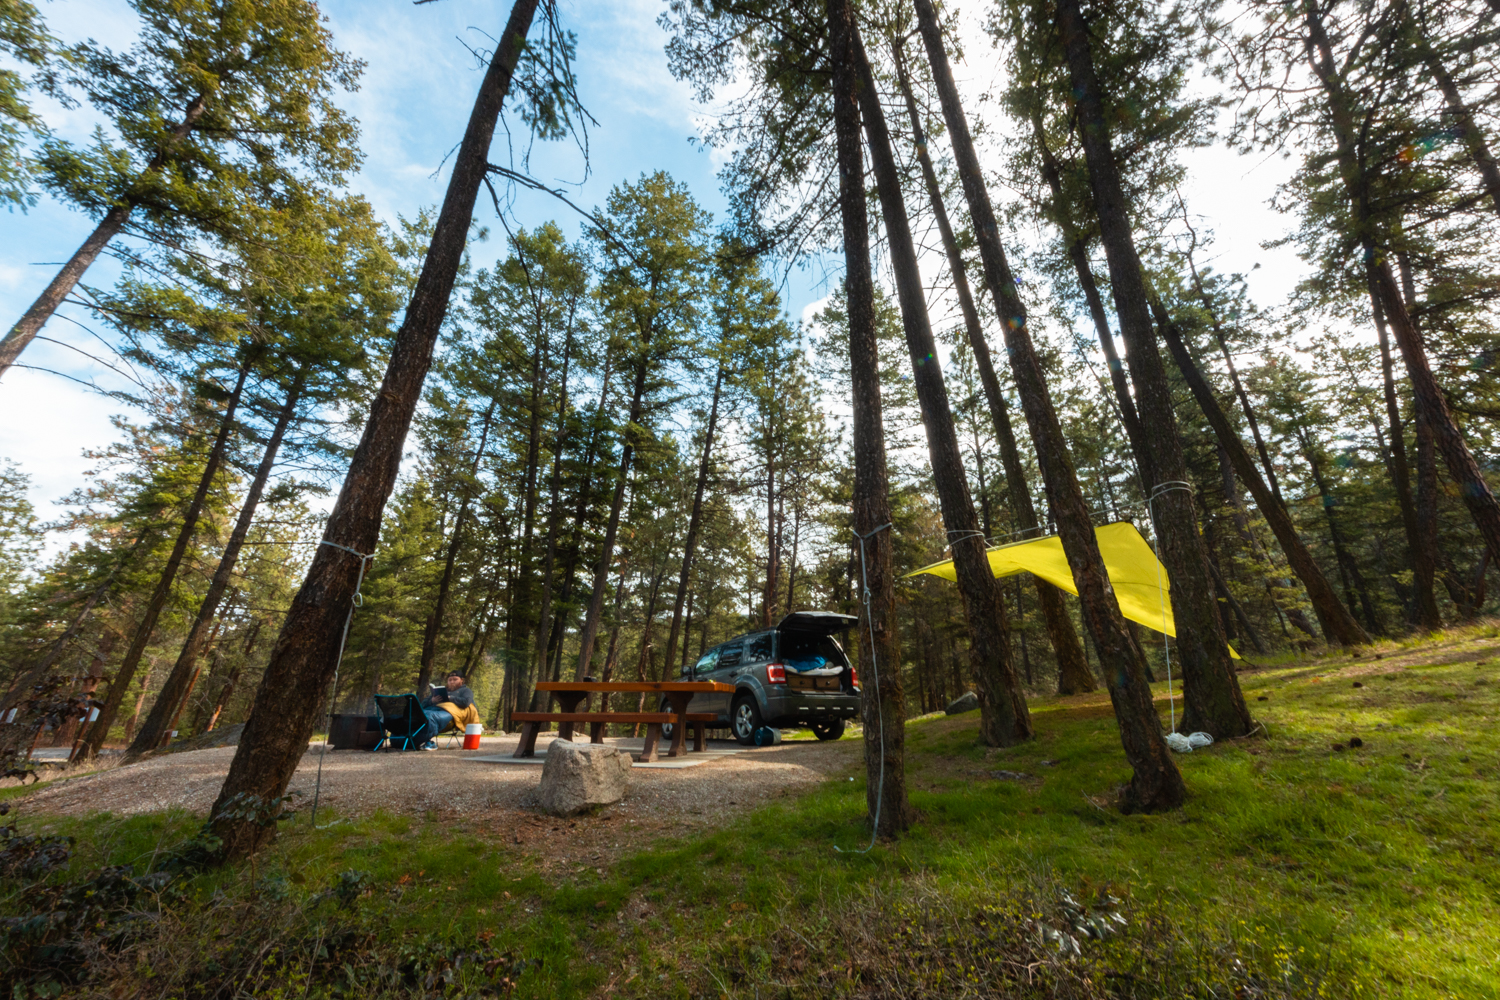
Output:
[663, 611, 861, 745]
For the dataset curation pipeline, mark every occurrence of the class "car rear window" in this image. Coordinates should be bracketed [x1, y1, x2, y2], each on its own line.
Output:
[778, 631, 849, 668]
[746, 633, 774, 662]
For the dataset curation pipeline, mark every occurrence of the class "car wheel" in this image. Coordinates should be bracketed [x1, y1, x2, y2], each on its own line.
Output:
[812, 719, 845, 742]
[658, 700, 675, 741]
[731, 695, 762, 746]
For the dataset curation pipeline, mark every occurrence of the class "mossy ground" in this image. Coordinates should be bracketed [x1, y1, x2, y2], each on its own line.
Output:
[5, 624, 1499, 998]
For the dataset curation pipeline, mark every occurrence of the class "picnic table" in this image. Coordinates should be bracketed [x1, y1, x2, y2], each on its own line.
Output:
[512, 680, 733, 762]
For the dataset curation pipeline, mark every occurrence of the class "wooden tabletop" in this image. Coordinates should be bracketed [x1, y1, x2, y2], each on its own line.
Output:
[534, 680, 732, 693]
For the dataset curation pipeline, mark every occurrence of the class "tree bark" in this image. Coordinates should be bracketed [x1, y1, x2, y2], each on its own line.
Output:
[1160, 311, 1371, 645]
[0, 93, 209, 378]
[128, 372, 304, 756]
[663, 360, 725, 675]
[525, 322, 578, 721]
[416, 400, 497, 694]
[1367, 277, 1437, 627]
[1303, 5, 1500, 570]
[206, 0, 539, 862]
[830, 0, 913, 837]
[853, 28, 1030, 748]
[892, 40, 1093, 695]
[916, 0, 1183, 810]
[574, 355, 650, 677]
[74, 360, 251, 761]
[1022, 99, 1153, 489]
[505, 301, 556, 690]
[1055, 0, 1251, 739]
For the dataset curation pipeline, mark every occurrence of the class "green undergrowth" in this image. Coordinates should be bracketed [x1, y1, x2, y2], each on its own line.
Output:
[4, 627, 1499, 998]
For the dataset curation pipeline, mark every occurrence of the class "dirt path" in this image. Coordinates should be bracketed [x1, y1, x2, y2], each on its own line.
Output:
[14, 734, 861, 865]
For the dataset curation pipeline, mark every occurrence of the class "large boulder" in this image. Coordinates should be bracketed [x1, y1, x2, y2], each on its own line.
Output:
[538, 740, 632, 816]
[945, 691, 980, 716]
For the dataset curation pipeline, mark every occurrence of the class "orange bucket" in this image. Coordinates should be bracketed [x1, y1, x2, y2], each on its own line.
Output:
[463, 723, 483, 750]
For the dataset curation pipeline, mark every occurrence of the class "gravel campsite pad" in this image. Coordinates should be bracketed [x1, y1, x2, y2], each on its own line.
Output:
[14, 734, 860, 863]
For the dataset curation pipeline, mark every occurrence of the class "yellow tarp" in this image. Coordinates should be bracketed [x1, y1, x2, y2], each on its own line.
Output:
[908, 521, 1236, 657]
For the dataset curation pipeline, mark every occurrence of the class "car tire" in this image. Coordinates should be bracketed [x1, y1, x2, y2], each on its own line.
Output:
[811, 719, 845, 742]
[731, 695, 762, 746]
[658, 699, 675, 741]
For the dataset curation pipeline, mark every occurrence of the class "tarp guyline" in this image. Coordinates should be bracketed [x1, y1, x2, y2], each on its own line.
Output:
[906, 521, 1239, 659]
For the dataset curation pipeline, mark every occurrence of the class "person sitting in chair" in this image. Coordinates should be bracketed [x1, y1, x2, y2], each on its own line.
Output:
[421, 672, 479, 750]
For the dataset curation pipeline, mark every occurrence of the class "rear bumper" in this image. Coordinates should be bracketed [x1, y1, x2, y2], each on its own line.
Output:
[761, 687, 860, 727]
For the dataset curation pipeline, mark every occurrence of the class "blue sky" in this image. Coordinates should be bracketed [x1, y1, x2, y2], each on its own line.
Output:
[0, 0, 1303, 548]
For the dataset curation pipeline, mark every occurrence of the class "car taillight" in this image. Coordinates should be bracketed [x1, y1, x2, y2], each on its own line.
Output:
[849, 667, 860, 690]
[767, 663, 786, 684]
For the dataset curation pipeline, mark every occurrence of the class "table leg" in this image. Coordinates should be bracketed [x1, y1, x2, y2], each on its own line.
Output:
[639, 723, 661, 763]
[692, 721, 705, 753]
[514, 722, 539, 758]
[666, 694, 690, 758]
[557, 693, 585, 742]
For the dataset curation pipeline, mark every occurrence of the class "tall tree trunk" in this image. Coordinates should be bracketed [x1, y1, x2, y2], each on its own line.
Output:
[1020, 93, 1152, 489]
[0, 93, 209, 378]
[915, 0, 1183, 809]
[74, 360, 251, 761]
[1055, 0, 1251, 739]
[1366, 279, 1436, 626]
[664, 362, 725, 673]
[1303, 5, 1500, 570]
[574, 356, 651, 677]
[523, 333, 591, 723]
[1177, 220, 1285, 505]
[525, 322, 576, 710]
[206, 1, 539, 862]
[129, 373, 304, 756]
[853, 28, 1030, 747]
[1389, 255, 1444, 629]
[506, 309, 556, 690]
[416, 400, 497, 694]
[892, 40, 1094, 695]
[205, 618, 264, 732]
[763, 424, 778, 625]
[121, 663, 155, 747]
[1295, 425, 1382, 634]
[1161, 312, 1370, 645]
[1415, 32, 1500, 219]
[0, 528, 150, 714]
[1217, 443, 1318, 639]
[830, 0, 913, 837]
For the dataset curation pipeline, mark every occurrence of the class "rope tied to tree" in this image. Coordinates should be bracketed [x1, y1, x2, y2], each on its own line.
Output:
[837, 521, 893, 855]
[310, 539, 376, 828]
[943, 528, 988, 552]
[1147, 481, 1192, 733]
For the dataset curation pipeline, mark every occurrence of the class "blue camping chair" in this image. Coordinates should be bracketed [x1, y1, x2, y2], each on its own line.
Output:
[371, 693, 429, 751]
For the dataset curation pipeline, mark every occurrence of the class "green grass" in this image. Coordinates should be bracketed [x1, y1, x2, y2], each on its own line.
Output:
[6, 626, 1500, 998]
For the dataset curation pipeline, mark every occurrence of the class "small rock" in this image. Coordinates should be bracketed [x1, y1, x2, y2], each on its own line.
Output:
[989, 770, 1033, 782]
[1351, 651, 1361, 659]
[1040, 759, 1060, 766]
[945, 691, 980, 716]
[1352, 681, 1364, 688]
[1348, 737, 1363, 748]
[1332, 743, 1346, 752]
[1374, 654, 1383, 660]
[1257, 695, 1269, 701]
[538, 741, 632, 817]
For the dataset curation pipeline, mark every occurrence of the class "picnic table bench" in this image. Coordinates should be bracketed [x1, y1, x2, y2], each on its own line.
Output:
[514, 680, 732, 762]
